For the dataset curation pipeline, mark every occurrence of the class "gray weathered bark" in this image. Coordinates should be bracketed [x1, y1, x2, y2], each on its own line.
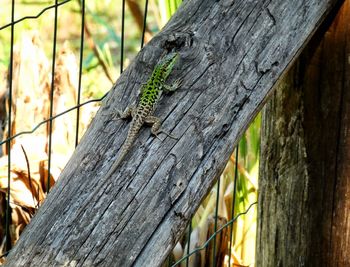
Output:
[4, 0, 344, 266]
[257, 1, 350, 266]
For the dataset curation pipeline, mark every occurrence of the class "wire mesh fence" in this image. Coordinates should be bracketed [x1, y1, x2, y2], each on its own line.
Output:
[0, 0, 258, 266]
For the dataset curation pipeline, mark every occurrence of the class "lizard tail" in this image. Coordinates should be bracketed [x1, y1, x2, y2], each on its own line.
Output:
[104, 120, 142, 179]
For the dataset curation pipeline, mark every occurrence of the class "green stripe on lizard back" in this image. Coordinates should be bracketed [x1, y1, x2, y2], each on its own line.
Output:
[140, 52, 179, 107]
[103, 52, 180, 180]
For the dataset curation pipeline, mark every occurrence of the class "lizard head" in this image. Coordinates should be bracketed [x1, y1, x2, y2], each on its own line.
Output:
[157, 52, 179, 79]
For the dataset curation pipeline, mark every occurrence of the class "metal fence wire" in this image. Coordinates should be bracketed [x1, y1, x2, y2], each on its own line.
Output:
[0, 0, 258, 265]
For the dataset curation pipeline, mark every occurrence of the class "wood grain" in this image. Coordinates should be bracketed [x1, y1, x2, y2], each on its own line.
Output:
[257, 1, 350, 265]
[4, 0, 343, 266]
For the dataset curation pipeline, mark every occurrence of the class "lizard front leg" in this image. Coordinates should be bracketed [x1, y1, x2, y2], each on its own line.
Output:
[145, 115, 178, 140]
[162, 79, 182, 93]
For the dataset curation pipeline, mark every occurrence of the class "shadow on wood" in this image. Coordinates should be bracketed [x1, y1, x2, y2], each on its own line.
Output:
[257, 0, 350, 265]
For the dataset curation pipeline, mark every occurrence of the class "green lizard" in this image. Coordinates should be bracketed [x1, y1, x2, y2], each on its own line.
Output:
[105, 52, 180, 178]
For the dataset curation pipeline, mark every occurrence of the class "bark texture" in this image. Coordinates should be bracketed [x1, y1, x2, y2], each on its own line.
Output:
[4, 0, 343, 266]
[257, 1, 350, 266]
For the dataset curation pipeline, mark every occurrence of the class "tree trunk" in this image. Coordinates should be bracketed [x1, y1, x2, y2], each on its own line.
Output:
[257, 1, 350, 266]
[4, 0, 343, 266]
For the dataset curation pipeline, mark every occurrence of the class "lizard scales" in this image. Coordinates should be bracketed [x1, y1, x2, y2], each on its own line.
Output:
[104, 52, 180, 179]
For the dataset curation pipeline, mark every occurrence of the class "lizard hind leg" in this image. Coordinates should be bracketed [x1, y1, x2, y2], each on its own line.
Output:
[102, 106, 135, 133]
[145, 115, 178, 141]
[114, 106, 135, 120]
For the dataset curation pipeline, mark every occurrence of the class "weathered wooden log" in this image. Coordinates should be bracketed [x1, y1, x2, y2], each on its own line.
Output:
[4, 0, 343, 266]
[257, 1, 350, 266]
